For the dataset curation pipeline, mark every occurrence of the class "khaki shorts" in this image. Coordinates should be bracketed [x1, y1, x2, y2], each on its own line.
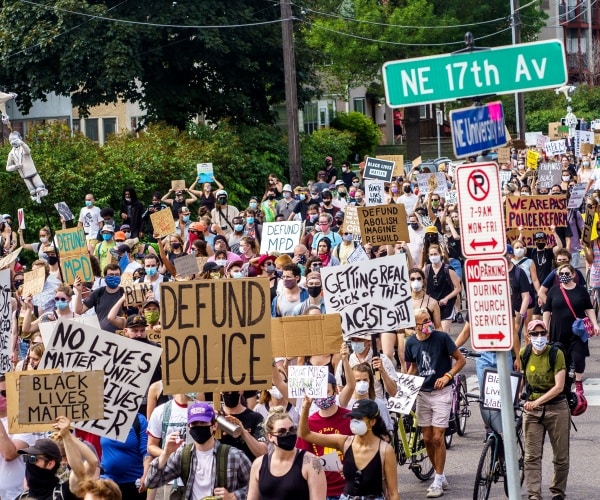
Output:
[416, 385, 452, 428]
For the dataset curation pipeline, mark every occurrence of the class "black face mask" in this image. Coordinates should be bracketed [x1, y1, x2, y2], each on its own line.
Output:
[26, 462, 59, 494]
[218, 197, 227, 205]
[536, 242, 546, 250]
[189, 425, 213, 444]
[47, 256, 58, 265]
[297, 255, 307, 265]
[222, 392, 240, 407]
[410, 223, 419, 230]
[275, 433, 297, 451]
[307, 285, 322, 298]
[403, 186, 412, 194]
[13, 279, 23, 289]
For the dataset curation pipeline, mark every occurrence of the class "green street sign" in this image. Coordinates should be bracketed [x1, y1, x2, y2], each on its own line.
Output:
[383, 40, 567, 107]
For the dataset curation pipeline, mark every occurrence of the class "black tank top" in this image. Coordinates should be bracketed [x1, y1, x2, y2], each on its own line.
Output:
[343, 440, 383, 496]
[259, 450, 310, 500]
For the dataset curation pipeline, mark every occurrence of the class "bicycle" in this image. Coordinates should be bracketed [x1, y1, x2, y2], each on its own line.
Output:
[388, 404, 434, 481]
[444, 372, 470, 448]
[470, 395, 525, 500]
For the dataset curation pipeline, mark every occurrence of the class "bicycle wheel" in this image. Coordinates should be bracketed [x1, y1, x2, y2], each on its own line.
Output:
[473, 437, 496, 500]
[456, 383, 470, 436]
[391, 414, 407, 466]
[410, 426, 434, 481]
[444, 427, 453, 449]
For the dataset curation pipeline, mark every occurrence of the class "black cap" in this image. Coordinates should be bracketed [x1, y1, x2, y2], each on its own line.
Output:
[116, 244, 131, 254]
[126, 314, 147, 328]
[534, 231, 546, 240]
[203, 261, 220, 272]
[345, 399, 379, 419]
[18, 439, 62, 463]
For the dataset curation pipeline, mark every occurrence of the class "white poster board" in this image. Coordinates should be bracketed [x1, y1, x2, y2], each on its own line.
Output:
[259, 221, 303, 254]
[387, 374, 425, 415]
[416, 173, 448, 196]
[568, 183, 587, 209]
[287, 365, 329, 398]
[481, 369, 523, 411]
[364, 180, 385, 206]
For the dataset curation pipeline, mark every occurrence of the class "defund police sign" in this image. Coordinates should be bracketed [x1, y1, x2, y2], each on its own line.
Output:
[465, 257, 513, 351]
[450, 102, 507, 158]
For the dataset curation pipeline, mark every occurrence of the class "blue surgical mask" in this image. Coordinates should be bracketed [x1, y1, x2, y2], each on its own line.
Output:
[246, 217, 254, 225]
[104, 275, 121, 289]
[145, 267, 157, 277]
[351, 341, 366, 354]
[183, 215, 190, 223]
[232, 271, 243, 279]
[102, 233, 112, 241]
[299, 194, 306, 201]
[249, 202, 258, 209]
[56, 300, 69, 310]
[234, 224, 244, 232]
[85, 200, 92, 207]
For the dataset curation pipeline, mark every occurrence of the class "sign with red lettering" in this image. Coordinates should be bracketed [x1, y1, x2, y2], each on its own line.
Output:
[464, 257, 513, 351]
[456, 163, 506, 258]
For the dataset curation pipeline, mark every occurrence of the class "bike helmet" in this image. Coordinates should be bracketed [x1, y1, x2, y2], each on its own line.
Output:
[568, 391, 587, 416]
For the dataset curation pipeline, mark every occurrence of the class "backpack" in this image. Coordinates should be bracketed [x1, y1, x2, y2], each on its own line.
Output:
[180, 443, 231, 488]
[520, 342, 571, 400]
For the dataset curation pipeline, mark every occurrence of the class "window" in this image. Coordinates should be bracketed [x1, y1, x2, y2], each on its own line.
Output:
[85, 118, 98, 142]
[72, 119, 80, 133]
[353, 98, 366, 115]
[303, 102, 318, 134]
[103, 117, 117, 142]
[420, 105, 427, 119]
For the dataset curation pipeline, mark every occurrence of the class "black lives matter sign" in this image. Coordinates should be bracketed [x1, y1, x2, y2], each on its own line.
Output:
[363, 157, 395, 182]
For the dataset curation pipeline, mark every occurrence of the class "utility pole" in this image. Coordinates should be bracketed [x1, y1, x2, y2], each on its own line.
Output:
[511, 0, 526, 140]
[281, 0, 302, 187]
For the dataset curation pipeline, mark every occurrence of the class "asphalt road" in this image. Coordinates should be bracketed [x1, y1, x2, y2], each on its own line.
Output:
[395, 322, 600, 499]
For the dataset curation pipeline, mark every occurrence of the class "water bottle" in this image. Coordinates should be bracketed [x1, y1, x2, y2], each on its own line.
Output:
[135, 479, 142, 489]
[216, 415, 242, 438]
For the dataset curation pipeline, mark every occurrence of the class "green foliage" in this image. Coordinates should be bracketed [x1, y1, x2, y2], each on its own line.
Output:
[300, 128, 354, 180]
[330, 111, 382, 159]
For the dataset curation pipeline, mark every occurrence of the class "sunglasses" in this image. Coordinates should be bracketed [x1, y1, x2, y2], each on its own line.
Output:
[529, 330, 546, 337]
[410, 277, 422, 281]
[415, 320, 432, 328]
[0, 389, 6, 397]
[271, 426, 297, 437]
[22, 454, 46, 464]
[558, 272, 572, 277]
[54, 297, 68, 302]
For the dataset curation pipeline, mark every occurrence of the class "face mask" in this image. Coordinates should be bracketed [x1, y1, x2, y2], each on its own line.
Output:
[26, 461, 60, 491]
[234, 224, 244, 232]
[559, 273, 572, 284]
[352, 182, 360, 188]
[85, 200, 92, 207]
[314, 394, 336, 410]
[145, 311, 159, 324]
[216, 259, 227, 268]
[189, 425, 213, 444]
[265, 263, 276, 274]
[102, 233, 112, 241]
[410, 280, 423, 292]
[342, 233, 353, 242]
[410, 222, 419, 230]
[283, 279, 297, 289]
[535, 242, 546, 250]
[182, 215, 190, 223]
[421, 321, 434, 335]
[47, 256, 58, 265]
[530, 336, 547, 351]
[56, 300, 69, 310]
[339, 191, 347, 197]
[232, 271, 243, 279]
[298, 194, 306, 201]
[391, 187, 398, 194]
[429, 255, 441, 264]
[326, 160, 332, 166]
[309, 214, 318, 223]
[296, 254, 307, 265]
[583, 161, 590, 167]
[222, 392, 240, 407]
[124, 232, 131, 239]
[39, 236, 48, 244]
[323, 199, 332, 205]
[218, 197, 227, 205]
[562, 176, 570, 181]
[125, 196, 131, 202]
[249, 202, 258, 209]
[355, 197, 363, 204]
[268, 386, 283, 400]
[172, 242, 182, 250]
[514, 248, 525, 258]
[355, 380, 369, 396]
[351, 341, 366, 354]
[307, 285, 322, 298]
[283, 192, 292, 199]
[350, 419, 368, 436]
[275, 433, 297, 451]
[104, 275, 121, 289]
[267, 194, 276, 200]
[246, 217, 255, 225]
[403, 186, 412, 193]
[145, 267, 157, 277]
[13, 280, 23, 289]
[342, 166, 348, 172]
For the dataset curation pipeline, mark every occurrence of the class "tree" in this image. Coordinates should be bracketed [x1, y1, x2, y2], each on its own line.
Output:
[330, 111, 382, 160]
[0, 0, 317, 128]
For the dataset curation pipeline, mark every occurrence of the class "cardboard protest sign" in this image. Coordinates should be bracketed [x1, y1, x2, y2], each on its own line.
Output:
[548, 122, 561, 140]
[412, 156, 422, 169]
[174, 253, 199, 277]
[55, 227, 94, 283]
[386, 374, 425, 415]
[416, 173, 447, 196]
[377, 154, 404, 177]
[347, 245, 369, 264]
[481, 369, 522, 410]
[150, 209, 176, 238]
[196, 257, 209, 273]
[537, 162, 562, 189]
[362, 157, 395, 182]
[6, 369, 60, 433]
[54, 202, 74, 222]
[526, 150, 539, 169]
[17, 208, 25, 229]
[339, 205, 361, 241]
[543, 139, 567, 157]
[171, 180, 186, 191]
[22, 266, 45, 297]
[122, 282, 153, 306]
[160, 278, 272, 394]
[39, 314, 101, 348]
[321, 253, 414, 338]
[536, 135, 547, 149]
[18, 370, 105, 424]
[497, 147, 511, 165]
[0, 269, 11, 373]
[511, 139, 526, 150]
[40, 319, 161, 442]
[259, 221, 303, 254]
[357, 204, 408, 245]
[147, 326, 162, 345]
[364, 180, 385, 206]
[120, 272, 134, 287]
[505, 195, 567, 230]
[581, 142, 594, 155]
[581, 203, 597, 248]
[567, 183, 587, 209]
[197, 162, 214, 183]
[288, 365, 329, 398]
[0, 247, 21, 270]
[271, 314, 342, 357]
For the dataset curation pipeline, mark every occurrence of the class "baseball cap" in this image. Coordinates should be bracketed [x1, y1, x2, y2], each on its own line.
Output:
[424, 226, 438, 234]
[116, 244, 131, 255]
[188, 401, 216, 424]
[142, 298, 159, 309]
[335, 179, 345, 187]
[345, 399, 380, 419]
[527, 319, 547, 333]
[203, 261, 221, 272]
[114, 231, 127, 241]
[126, 314, 147, 328]
[102, 225, 115, 233]
[216, 189, 228, 198]
[179, 206, 190, 214]
[120, 224, 131, 231]
[534, 231, 546, 240]
[18, 439, 62, 463]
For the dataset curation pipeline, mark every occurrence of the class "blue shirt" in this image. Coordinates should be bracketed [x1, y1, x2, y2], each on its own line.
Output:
[101, 413, 148, 483]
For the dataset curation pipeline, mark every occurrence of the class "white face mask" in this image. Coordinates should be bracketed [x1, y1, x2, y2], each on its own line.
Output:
[513, 248, 525, 258]
[410, 280, 423, 292]
[350, 419, 368, 436]
[355, 380, 370, 396]
[268, 386, 283, 400]
[429, 255, 441, 264]
[215, 259, 227, 267]
[530, 336, 547, 351]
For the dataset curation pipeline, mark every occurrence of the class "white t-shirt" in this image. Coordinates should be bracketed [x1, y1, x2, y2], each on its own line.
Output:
[0, 417, 39, 500]
[192, 448, 215, 498]
[78, 205, 102, 240]
[589, 168, 600, 191]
